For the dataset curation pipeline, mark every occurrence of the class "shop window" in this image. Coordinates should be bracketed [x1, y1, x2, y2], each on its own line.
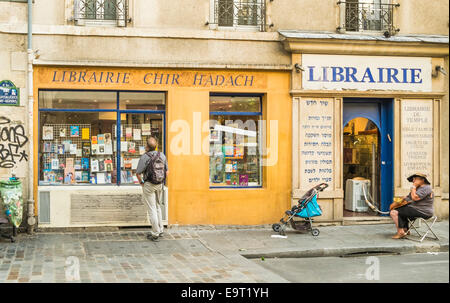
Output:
[210, 0, 266, 31]
[38, 90, 165, 186]
[209, 95, 262, 188]
[119, 92, 165, 111]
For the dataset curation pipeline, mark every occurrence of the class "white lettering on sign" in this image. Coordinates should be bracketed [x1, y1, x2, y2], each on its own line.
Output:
[299, 98, 334, 189]
[302, 55, 432, 92]
[401, 100, 433, 188]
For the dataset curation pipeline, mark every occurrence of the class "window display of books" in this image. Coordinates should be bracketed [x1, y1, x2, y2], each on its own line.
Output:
[209, 140, 260, 187]
[113, 123, 160, 184]
[40, 121, 163, 185]
[39, 124, 117, 185]
[89, 131, 114, 184]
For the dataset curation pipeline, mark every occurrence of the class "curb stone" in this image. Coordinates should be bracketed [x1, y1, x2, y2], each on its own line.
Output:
[240, 242, 449, 259]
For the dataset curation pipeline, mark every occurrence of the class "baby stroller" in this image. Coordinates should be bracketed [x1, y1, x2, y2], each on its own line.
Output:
[272, 183, 328, 237]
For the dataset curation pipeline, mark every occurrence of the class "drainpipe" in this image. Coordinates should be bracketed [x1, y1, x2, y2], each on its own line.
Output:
[26, 0, 36, 233]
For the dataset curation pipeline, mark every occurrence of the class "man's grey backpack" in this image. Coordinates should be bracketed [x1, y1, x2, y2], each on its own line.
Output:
[144, 151, 165, 184]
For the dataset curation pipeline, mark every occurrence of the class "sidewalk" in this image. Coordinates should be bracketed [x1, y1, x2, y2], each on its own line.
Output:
[0, 221, 448, 283]
[194, 221, 449, 258]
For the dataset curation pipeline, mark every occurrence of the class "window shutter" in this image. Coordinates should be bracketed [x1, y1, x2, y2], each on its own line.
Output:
[116, 0, 126, 27]
[74, 0, 85, 25]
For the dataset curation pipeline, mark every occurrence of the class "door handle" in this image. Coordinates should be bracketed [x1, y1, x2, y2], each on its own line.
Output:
[387, 134, 392, 142]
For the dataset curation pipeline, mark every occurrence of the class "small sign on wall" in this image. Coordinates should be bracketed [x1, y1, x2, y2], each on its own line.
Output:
[299, 98, 334, 190]
[0, 80, 20, 106]
[401, 99, 433, 187]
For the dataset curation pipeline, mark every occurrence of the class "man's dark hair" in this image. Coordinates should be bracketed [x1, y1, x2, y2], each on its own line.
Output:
[147, 137, 158, 151]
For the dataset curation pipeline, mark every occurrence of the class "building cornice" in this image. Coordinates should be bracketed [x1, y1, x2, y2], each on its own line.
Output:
[279, 31, 449, 57]
[0, 23, 280, 42]
[282, 39, 449, 57]
[33, 59, 293, 71]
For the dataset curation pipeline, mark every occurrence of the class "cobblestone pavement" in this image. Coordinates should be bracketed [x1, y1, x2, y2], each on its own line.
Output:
[0, 230, 287, 283]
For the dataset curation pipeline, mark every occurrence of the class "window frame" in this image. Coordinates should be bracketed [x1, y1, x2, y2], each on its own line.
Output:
[74, 0, 128, 27]
[338, 0, 398, 34]
[38, 89, 166, 187]
[209, 93, 264, 189]
[209, 0, 266, 32]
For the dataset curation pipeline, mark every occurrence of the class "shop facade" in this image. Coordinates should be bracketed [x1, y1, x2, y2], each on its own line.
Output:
[281, 32, 449, 223]
[33, 66, 292, 227]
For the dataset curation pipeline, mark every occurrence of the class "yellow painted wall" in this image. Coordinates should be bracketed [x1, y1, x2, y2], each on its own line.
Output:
[33, 66, 292, 225]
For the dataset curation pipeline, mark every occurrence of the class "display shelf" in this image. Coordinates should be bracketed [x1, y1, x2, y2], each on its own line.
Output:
[40, 124, 91, 185]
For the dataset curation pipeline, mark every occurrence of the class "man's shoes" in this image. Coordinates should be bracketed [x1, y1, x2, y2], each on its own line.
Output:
[147, 234, 160, 242]
[392, 233, 407, 239]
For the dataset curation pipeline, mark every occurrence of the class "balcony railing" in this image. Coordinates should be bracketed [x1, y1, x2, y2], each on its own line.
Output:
[211, 0, 266, 31]
[75, 0, 129, 26]
[337, 1, 400, 36]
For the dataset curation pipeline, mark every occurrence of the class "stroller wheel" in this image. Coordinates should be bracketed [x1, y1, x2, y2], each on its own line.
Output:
[311, 229, 320, 237]
[272, 223, 282, 233]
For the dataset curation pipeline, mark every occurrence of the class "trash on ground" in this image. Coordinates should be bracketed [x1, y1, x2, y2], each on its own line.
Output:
[271, 235, 288, 239]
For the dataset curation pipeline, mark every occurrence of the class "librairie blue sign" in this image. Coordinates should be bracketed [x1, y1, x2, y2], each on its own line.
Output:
[0, 80, 20, 106]
[301, 55, 432, 92]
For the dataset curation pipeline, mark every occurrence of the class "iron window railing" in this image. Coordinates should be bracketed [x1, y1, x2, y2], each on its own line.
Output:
[75, 0, 129, 25]
[337, 1, 400, 36]
[211, 0, 266, 31]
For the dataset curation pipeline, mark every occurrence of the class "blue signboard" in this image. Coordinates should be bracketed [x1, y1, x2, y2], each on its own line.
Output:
[0, 80, 20, 106]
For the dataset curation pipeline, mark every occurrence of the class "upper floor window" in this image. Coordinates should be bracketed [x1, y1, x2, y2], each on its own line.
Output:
[338, 0, 400, 36]
[74, 0, 129, 27]
[210, 0, 266, 31]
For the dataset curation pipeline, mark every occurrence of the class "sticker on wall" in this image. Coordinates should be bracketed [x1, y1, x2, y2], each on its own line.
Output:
[0, 80, 20, 106]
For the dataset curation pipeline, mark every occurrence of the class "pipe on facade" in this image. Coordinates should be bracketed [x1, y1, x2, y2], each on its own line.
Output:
[26, 0, 36, 233]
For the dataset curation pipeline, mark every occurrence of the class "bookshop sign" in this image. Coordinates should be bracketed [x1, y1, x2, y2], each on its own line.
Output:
[301, 54, 432, 92]
[0, 80, 20, 106]
[37, 67, 268, 90]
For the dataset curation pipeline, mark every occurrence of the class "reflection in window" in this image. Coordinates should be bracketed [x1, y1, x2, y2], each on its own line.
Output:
[119, 92, 165, 111]
[39, 90, 116, 110]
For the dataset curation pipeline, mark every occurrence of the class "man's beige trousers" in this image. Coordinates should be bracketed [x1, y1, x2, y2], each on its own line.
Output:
[142, 182, 164, 237]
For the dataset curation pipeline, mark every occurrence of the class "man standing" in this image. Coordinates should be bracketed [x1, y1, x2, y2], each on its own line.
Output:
[136, 137, 169, 242]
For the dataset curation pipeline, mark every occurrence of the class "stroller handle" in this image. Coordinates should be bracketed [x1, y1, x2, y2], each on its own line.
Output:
[314, 183, 329, 192]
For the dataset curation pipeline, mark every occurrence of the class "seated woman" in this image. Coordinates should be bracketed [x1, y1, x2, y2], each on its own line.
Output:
[390, 173, 434, 239]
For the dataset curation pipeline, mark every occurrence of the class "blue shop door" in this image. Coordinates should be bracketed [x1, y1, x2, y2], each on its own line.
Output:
[343, 98, 394, 214]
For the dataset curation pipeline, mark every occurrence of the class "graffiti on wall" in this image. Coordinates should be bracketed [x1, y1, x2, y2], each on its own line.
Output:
[0, 116, 29, 168]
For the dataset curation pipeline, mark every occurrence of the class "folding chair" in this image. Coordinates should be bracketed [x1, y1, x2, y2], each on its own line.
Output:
[406, 215, 439, 242]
